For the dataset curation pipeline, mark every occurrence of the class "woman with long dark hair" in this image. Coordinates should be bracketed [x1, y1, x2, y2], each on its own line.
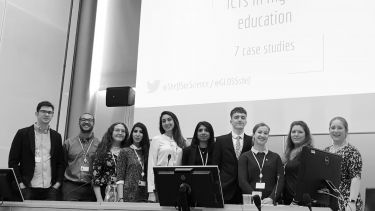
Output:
[116, 122, 150, 202]
[92, 122, 128, 202]
[182, 121, 215, 165]
[282, 121, 313, 204]
[147, 111, 186, 201]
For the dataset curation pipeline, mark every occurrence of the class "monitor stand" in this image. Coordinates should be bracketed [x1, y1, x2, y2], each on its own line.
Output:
[177, 183, 191, 211]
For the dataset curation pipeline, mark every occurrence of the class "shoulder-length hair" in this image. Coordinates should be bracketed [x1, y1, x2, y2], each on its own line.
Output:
[284, 121, 313, 162]
[329, 116, 348, 133]
[191, 121, 215, 147]
[96, 122, 128, 160]
[159, 111, 186, 149]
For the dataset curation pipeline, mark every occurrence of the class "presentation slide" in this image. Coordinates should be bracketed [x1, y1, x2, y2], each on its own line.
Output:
[136, 0, 375, 108]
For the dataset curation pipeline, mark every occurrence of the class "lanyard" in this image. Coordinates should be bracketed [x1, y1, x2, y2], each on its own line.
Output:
[198, 147, 208, 166]
[131, 145, 145, 177]
[79, 138, 93, 163]
[251, 151, 266, 182]
[110, 152, 118, 173]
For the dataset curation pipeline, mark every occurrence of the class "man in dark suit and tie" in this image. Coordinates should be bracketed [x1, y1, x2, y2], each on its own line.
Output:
[8, 101, 65, 200]
[213, 107, 253, 204]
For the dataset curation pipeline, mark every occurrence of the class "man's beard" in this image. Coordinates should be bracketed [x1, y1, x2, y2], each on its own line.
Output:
[80, 124, 93, 133]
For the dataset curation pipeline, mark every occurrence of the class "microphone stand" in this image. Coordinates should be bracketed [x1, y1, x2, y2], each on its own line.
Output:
[273, 175, 280, 206]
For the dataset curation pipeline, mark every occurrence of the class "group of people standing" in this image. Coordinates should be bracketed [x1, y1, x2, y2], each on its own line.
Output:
[8, 101, 363, 211]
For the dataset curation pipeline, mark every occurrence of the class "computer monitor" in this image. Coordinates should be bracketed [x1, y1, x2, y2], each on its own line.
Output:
[153, 166, 224, 210]
[0, 168, 24, 202]
[365, 188, 375, 211]
[295, 146, 342, 211]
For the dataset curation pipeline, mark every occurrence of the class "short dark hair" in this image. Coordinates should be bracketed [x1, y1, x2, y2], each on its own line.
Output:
[36, 101, 54, 112]
[230, 107, 247, 118]
[79, 113, 95, 122]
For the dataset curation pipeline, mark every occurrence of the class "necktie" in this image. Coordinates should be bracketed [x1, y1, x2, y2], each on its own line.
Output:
[256, 152, 265, 161]
[235, 136, 242, 159]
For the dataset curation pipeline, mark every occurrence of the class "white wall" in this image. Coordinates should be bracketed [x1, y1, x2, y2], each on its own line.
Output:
[88, 0, 141, 138]
[134, 93, 375, 138]
[0, 0, 72, 168]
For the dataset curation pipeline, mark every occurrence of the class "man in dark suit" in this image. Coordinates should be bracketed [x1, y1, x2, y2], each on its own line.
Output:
[213, 107, 253, 204]
[8, 101, 65, 200]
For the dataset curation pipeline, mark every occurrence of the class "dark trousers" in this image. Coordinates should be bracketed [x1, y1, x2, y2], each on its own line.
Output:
[21, 187, 59, 200]
[62, 180, 96, 201]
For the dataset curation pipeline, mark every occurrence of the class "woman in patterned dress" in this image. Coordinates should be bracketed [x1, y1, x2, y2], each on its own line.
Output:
[92, 122, 129, 202]
[116, 122, 150, 202]
[324, 117, 363, 211]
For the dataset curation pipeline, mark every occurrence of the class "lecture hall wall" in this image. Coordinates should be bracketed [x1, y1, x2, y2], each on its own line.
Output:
[0, 0, 72, 168]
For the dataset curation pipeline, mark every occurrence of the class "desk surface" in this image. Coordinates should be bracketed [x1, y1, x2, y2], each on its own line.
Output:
[0, 201, 331, 211]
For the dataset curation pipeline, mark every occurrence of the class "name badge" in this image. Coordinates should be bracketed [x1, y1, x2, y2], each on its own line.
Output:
[35, 156, 42, 163]
[138, 180, 146, 187]
[256, 182, 265, 189]
[81, 166, 89, 172]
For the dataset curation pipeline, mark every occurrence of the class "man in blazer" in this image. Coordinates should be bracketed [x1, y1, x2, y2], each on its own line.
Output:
[213, 107, 253, 204]
[8, 101, 65, 200]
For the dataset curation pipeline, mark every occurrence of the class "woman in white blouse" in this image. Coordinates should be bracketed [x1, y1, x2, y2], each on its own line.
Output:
[147, 111, 186, 202]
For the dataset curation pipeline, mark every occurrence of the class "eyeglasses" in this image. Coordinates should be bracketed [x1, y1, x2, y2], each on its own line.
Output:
[114, 129, 126, 133]
[39, 110, 54, 115]
[80, 118, 94, 122]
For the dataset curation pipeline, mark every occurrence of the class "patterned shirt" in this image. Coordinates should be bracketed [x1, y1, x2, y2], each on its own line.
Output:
[92, 151, 118, 186]
[116, 148, 148, 202]
[324, 143, 363, 211]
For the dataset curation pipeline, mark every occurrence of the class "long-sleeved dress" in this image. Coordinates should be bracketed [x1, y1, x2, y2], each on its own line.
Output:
[92, 151, 118, 198]
[116, 147, 148, 202]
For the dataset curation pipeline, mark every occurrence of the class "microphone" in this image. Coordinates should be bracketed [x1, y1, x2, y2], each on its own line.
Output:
[167, 154, 171, 166]
[253, 194, 261, 211]
[302, 193, 312, 211]
[273, 175, 280, 206]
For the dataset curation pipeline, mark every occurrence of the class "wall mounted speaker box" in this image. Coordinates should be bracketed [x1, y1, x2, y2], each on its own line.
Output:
[106, 86, 135, 107]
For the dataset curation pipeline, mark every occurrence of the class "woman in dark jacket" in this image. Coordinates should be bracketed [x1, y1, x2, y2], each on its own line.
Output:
[182, 121, 215, 166]
[282, 121, 313, 205]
